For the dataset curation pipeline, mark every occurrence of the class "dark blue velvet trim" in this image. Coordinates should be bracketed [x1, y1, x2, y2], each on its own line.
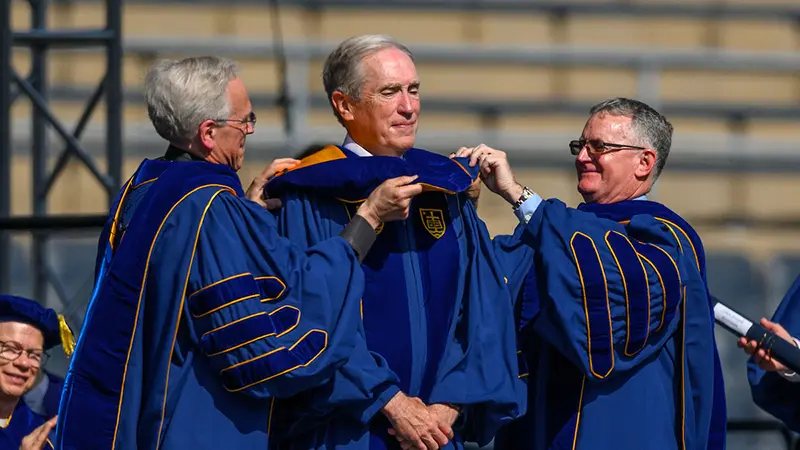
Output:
[201, 311, 287, 357]
[578, 200, 706, 275]
[188, 274, 259, 318]
[268, 305, 302, 335]
[255, 277, 287, 302]
[578, 200, 727, 450]
[414, 192, 460, 401]
[349, 199, 415, 395]
[571, 233, 613, 378]
[516, 350, 528, 377]
[632, 241, 681, 332]
[220, 329, 327, 392]
[606, 232, 650, 356]
[546, 354, 585, 450]
[266, 147, 478, 201]
[57, 161, 243, 450]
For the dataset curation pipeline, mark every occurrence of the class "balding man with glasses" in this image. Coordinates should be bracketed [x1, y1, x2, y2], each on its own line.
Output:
[456, 98, 726, 450]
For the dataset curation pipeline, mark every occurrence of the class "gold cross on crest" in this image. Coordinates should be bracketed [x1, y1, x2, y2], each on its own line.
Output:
[419, 208, 446, 239]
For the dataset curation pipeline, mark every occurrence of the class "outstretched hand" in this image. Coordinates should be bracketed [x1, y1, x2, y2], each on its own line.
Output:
[245, 158, 301, 209]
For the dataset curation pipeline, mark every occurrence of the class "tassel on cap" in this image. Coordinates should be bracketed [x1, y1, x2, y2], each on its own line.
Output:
[58, 315, 76, 358]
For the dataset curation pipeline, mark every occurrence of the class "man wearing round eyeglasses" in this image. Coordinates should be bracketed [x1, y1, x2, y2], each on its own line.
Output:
[456, 97, 725, 450]
[0, 294, 75, 450]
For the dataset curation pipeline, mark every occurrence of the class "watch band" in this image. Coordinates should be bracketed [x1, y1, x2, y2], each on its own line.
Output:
[512, 186, 535, 211]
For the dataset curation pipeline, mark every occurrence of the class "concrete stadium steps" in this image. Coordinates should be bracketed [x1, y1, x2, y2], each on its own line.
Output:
[10, 1, 800, 50]
[8, 1, 800, 139]
[10, 48, 800, 108]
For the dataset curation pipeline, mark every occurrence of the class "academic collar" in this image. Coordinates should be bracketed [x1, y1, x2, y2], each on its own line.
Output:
[633, 194, 647, 201]
[161, 144, 205, 162]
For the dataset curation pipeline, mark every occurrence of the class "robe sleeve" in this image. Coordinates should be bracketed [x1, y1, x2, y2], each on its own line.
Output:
[184, 192, 366, 399]
[748, 274, 800, 432]
[267, 190, 402, 427]
[522, 199, 694, 379]
[492, 222, 536, 301]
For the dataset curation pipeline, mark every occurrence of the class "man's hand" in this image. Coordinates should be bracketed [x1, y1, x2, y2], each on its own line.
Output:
[738, 318, 797, 373]
[20, 416, 57, 450]
[427, 403, 458, 439]
[391, 403, 457, 450]
[381, 392, 449, 450]
[245, 158, 301, 209]
[453, 145, 523, 206]
[465, 179, 481, 209]
[357, 176, 423, 229]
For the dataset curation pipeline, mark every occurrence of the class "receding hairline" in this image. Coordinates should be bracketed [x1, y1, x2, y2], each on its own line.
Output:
[586, 110, 649, 146]
[354, 47, 419, 88]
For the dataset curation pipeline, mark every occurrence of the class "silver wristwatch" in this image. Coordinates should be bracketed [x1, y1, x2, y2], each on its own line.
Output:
[512, 186, 535, 211]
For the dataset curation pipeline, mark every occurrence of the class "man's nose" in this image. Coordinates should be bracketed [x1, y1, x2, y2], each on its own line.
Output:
[397, 92, 414, 115]
[576, 146, 592, 162]
[13, 356, 32, 370]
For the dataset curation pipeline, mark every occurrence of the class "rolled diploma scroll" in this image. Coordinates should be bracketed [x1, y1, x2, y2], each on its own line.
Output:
[714, 302, 800, 374]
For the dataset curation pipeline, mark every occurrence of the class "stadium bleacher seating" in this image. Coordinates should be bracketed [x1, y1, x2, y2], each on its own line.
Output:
[7, 3, 800, 446]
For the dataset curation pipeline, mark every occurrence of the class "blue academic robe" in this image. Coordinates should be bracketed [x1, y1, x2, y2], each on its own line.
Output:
[55, 158, 367, 449]
[748, 274, 800, 431]
[0, 401, 53, 449]
[494, 199, 725, 450]
[265, 146, 526, 450]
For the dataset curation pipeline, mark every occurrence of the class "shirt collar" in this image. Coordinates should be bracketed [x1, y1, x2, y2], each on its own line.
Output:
[343, 134, 373, 157]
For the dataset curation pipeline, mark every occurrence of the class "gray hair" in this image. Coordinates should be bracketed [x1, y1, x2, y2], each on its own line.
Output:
[144, 56, 239, 145]
[322, 35, 413, 124]
[589, 97, 674, 180]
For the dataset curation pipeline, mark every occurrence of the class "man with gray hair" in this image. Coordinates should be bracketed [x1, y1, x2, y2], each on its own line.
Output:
[456, 98, 726, 449]
[265, 35, 526, 450]
[54, 55, 423, 449]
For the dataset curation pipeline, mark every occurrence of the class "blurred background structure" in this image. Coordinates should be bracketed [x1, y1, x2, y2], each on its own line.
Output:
[2, 0, 800, 448]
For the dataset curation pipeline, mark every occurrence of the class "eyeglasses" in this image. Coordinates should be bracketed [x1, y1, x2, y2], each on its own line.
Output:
[0, 340, 47, 366]
[569, 138, 647, 156]
[213, 111, 257, 130]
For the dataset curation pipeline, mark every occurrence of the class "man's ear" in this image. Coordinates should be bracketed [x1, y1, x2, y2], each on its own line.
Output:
[331, 91, 356, 122]
[198, 119, 217, 150]
[636, 148, 657, 180]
